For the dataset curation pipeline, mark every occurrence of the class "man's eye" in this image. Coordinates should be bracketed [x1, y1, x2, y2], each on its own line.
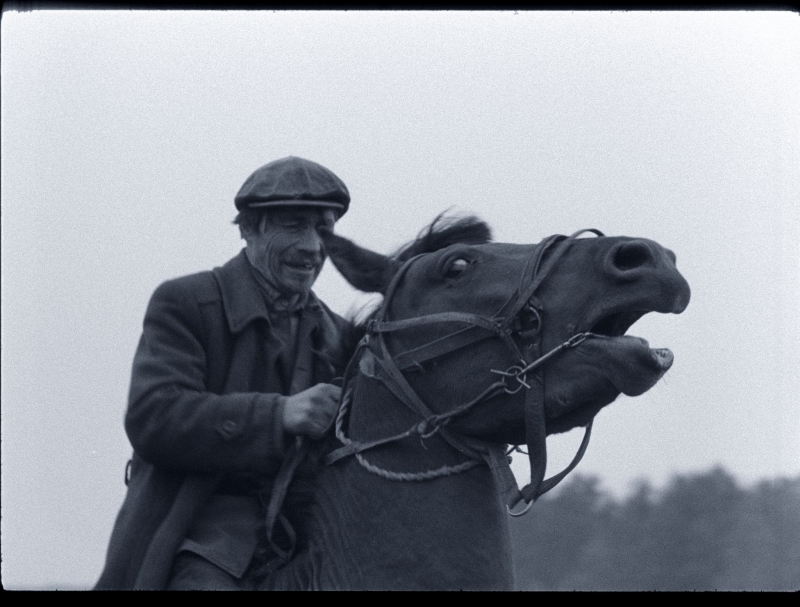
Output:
[444, 258, 470, 279]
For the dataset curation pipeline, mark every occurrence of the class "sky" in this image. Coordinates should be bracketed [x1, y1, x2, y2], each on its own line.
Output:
[2, 9, 799, 590]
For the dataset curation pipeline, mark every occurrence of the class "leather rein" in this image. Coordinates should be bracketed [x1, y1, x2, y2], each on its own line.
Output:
[324, 229, 607, 515]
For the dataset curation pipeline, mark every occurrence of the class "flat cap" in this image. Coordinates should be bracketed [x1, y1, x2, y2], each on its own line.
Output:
[234, 156, 350, 217]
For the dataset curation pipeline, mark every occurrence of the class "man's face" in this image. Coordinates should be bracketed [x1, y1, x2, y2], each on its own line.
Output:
[246, 207, 336, 296]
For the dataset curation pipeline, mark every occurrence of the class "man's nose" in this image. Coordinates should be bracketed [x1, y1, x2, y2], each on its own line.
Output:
[296, 226, 323, 254]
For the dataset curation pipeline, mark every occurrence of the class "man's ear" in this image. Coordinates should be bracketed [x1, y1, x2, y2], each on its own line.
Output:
[319, 230, 399, 294]
[241, 214, 266, 245]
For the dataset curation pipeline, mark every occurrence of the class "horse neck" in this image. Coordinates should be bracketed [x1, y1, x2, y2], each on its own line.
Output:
[294, 372, 516, 590]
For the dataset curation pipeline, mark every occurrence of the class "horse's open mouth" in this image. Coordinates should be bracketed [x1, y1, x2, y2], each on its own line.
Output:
[588, 310, 647, 337]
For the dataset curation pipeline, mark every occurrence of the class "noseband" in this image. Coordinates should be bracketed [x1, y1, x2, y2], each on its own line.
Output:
[326, 229, 606, 515]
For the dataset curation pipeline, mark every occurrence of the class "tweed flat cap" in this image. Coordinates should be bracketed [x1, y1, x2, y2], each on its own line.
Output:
[234, 156, 350, 217]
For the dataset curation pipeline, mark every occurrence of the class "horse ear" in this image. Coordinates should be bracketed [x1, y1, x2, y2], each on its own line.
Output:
[320, 229, 399, 294]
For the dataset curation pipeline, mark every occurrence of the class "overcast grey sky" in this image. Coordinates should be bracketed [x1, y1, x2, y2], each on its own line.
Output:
[2, 9, 799, 589]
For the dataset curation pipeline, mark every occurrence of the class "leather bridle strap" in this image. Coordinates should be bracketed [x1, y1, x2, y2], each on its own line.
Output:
[369, 311, 521, 365]
[498, 230, 604, 512]
[262, 436, 307, 563]
[531, 419, 593, 498]
[392, 325, 492, 371]
[496, 229, 605, 323]
[483, 417, 595, 516]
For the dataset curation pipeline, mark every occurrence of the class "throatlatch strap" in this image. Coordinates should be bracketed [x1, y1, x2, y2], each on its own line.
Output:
[533, 420, 593, 498]
[522, 380, 548, 503]
[484, 445, 523, 507]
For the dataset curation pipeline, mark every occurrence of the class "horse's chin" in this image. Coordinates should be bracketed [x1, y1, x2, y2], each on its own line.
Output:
[539, 336, 673, 435]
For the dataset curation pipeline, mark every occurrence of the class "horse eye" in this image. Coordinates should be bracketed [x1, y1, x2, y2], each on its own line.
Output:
[444, 258, 470, 279]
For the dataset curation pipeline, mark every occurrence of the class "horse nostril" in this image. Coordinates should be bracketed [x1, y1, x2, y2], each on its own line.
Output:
[613, 241, 653, 271]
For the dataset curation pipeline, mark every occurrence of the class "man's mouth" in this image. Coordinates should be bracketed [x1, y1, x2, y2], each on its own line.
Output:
[284, 259, 320, 273]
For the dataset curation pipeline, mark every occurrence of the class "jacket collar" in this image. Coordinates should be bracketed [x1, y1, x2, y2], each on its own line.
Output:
[212, 249, 322, 335]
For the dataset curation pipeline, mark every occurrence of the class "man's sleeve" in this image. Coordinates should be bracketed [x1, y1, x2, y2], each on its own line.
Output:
[124, 278, 286, 474]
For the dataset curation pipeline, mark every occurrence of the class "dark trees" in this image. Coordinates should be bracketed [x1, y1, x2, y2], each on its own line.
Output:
[511, 467, 800, 591]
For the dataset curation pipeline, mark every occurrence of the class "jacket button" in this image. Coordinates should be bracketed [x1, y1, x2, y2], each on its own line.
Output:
[220, 420, 238, 437]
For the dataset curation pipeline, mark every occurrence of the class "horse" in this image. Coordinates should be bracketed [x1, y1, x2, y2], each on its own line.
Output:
[264, 215, 691, 590]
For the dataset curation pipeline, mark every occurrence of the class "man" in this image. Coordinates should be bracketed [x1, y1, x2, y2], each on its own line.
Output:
[95, 156, 357, 590]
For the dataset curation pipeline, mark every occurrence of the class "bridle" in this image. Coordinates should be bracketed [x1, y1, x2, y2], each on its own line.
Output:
[324, 229, 607, 515]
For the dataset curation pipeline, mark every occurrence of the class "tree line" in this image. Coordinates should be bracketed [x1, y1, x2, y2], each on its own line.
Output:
[510, 466, 800, 591]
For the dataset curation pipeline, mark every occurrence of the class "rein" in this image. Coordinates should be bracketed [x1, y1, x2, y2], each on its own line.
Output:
[325, 229, 606, 515]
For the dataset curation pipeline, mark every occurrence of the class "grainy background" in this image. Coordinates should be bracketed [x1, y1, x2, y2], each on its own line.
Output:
[2, 9, 798, 589]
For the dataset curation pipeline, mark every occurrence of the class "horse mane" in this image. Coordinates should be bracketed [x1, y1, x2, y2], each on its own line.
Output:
[391, 212, 493, 262]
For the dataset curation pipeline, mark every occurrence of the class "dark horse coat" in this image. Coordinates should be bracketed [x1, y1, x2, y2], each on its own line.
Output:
[95, 250, 354, 590]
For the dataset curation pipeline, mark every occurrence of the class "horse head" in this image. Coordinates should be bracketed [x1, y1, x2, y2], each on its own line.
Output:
[321, 215, 690, 504]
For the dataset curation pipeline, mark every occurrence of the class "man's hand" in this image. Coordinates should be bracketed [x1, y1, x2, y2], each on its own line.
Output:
[281, 383, 341, 439]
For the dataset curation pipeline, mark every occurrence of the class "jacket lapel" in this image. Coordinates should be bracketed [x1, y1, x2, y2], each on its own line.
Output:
[212, 249, 271, 335]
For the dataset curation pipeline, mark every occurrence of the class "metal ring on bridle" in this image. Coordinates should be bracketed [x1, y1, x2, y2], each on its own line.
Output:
[490, 364, 531, 393]
[507, 499, 534, 517]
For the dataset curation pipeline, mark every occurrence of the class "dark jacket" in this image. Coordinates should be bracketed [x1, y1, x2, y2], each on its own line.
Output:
[95, 250, 354, 590]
